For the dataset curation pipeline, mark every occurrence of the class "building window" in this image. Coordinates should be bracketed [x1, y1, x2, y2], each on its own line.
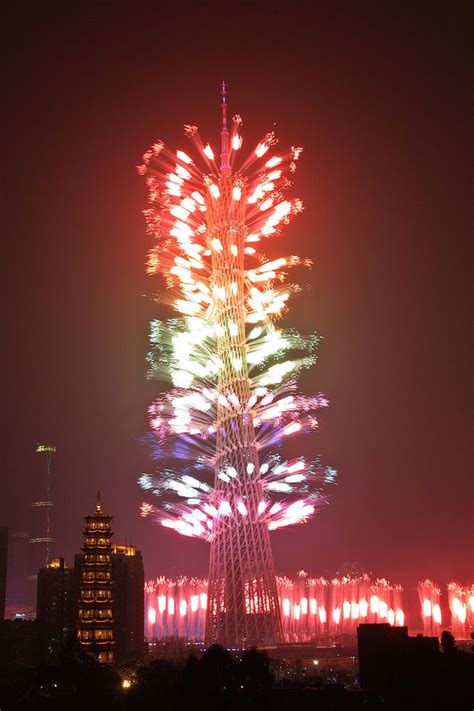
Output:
[96, 589, 112, 599]
[79, 609, 94, 619]
[95, 629, 113, 640]
[98, 651, 113, 663]
[78, 629, 93, 640]
[97, 609, 113, 619]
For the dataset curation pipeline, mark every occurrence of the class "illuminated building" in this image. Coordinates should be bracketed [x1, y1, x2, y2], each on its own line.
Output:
[36, 557, 75, 654]
[0, 527, 7, 620]
[75, 494, 114, 662]
[111, 543, 145, 659]
[27, 444, 56, 609]
[138, 83, 336, 647]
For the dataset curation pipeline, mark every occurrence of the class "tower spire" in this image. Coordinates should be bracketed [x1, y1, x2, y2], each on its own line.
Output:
[220, 80, 230, 174]
[96, 490, 102, 512]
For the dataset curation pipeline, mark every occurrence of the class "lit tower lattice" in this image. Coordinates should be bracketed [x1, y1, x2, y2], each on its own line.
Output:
[138, 83, 336, 647]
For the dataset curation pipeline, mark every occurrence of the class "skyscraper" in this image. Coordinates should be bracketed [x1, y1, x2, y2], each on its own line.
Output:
[111, 543, 145, 659]
[75, 494, 114, 663]
[5, 531, 29, 618]
[28, 444, 56, 609]
[36, 557, 75, 654]
[0, 527, 7, 620]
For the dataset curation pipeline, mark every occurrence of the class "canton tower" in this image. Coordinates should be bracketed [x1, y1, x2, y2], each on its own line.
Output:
[205, 86, 283, 646]
[138, 84, 335, 647]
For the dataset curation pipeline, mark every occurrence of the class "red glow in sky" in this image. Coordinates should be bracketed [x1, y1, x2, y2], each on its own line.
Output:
[2, 4, 471, 592]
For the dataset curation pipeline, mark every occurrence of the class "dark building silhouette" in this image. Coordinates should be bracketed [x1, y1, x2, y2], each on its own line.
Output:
[358, 623, 439, 692]
[0, 619, 51, 665]
[357, 622, 474, 706]
[0, 526, 7, 620]
[5, 531, 30, 619]
[111, 543, 145, 660]
[36, 557, 75, 654]
[357, 624, 474, 709]
[75, 494, 115, 663]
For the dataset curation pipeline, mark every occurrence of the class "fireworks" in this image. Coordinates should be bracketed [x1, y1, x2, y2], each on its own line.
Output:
[417, 579, 474, 640]
[138, 83, 337, 645]
[137, 86, 335, 541]
[145, 577, 207, 640]
[279, 573, 404, 638]
[418, 579, 442, 636]
[146, 574, 474, 642]
[448, 582, 474, 639]
[145, 572, 405, 642]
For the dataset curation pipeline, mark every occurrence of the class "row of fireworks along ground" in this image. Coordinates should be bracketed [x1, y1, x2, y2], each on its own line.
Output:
[145, 574, 474, 642]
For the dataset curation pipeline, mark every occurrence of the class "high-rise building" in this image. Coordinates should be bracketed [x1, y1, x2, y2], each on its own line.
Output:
[75, 494, 114, 663]
[36, 557, 75, 654]
[5, 531, 29, 619]
[28, 444, 56, 609]
[0, 527, 7, 620]
[111, 543, 145, 659]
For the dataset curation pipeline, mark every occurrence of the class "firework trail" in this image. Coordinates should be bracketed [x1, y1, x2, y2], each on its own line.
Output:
[418, 578, 442, 636]
[137, 86, 335, 542]
[145, 572, 405, 642]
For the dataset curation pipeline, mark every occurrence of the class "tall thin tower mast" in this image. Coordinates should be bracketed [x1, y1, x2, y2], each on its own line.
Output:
[204, 84, 283, 646]
[28, 444, 56, 591]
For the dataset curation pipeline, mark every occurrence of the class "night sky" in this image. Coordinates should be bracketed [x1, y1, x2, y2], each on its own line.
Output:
[3, 2, 472, 598]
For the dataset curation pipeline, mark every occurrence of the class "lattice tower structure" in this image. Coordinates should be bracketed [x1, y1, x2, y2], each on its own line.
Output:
[204, 156, 283, 646]
[137, 83, 335, 649]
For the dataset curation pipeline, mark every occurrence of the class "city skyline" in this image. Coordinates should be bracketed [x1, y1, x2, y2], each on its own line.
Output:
[3, 3, 471, 592]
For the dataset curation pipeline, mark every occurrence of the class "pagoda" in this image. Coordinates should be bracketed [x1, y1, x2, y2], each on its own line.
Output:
[76, 493, 114, 662]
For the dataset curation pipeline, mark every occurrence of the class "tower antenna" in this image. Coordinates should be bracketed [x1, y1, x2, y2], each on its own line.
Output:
[220, 80, 230, 174]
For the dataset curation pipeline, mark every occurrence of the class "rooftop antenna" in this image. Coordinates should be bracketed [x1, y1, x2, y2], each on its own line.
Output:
[220, 80, 231, 174]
